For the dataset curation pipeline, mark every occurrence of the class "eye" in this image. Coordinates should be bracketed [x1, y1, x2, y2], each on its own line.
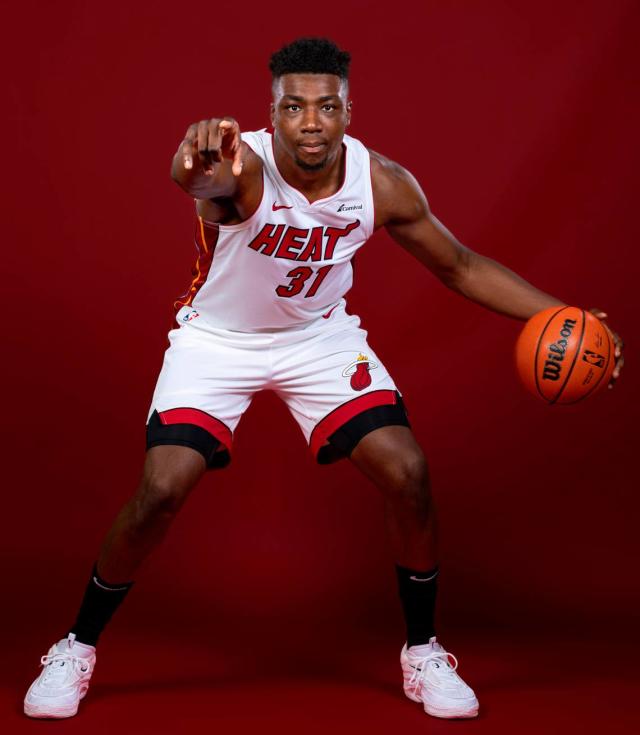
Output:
[321, 104, 337, 112]
[286, 104, 301, 112]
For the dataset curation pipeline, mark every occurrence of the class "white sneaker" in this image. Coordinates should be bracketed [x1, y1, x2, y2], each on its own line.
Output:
[400, 636, 479, 718]
[24, 632, 96, 718]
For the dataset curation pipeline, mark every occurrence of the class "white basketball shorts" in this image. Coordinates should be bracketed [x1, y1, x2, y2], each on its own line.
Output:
[146, 299, 410, 468]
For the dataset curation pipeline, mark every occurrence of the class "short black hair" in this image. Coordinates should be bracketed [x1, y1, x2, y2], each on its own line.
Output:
[269, 37, 351, 80]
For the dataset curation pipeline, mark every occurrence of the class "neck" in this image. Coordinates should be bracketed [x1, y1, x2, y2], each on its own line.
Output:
[272, 131, 346, 203]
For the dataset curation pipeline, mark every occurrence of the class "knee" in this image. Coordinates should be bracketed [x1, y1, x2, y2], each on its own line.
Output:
[132, 472, 189, 526]
[380, 451, 431, 507]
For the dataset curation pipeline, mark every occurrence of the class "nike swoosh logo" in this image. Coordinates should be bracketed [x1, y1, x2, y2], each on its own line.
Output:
[92, 576, 130, 592]
[409, 571, 439, 582]
[322, 305, 338, 319]
[272, 203, 293, 211]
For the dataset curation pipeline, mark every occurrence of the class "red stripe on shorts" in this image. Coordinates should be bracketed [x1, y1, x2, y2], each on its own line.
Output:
[158, 407, 232, 453]
[309, 389, 398, 458]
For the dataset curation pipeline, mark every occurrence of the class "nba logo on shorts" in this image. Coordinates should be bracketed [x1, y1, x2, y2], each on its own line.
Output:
[182, 309, 200, 323]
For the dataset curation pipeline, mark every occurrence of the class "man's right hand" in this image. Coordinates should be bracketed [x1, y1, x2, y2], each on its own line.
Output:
[181, 118, 243, 177]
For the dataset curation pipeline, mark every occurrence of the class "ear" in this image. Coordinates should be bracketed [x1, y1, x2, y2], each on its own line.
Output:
[270, 101, 276, 127]
[346, 100, 352, 127]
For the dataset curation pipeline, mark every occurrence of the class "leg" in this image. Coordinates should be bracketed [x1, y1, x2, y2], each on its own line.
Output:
[349, 424, 437, 570]
[350, 424, 439, 649]
[24, 444, 209, 720]
[67, 444, 207, 646]
[276, 321, 478, 717]
[97, 444, 206, 581]
[25, 319, 254, 718]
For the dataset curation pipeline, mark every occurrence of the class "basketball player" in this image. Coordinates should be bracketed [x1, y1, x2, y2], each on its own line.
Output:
[24, 38, 623, 720]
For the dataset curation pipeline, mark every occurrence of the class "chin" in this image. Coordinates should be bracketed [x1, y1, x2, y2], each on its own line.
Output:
[294, 155, 329, 172]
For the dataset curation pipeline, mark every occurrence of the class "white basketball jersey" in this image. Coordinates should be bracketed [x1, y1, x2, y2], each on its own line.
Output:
[174, 129, 374, 331]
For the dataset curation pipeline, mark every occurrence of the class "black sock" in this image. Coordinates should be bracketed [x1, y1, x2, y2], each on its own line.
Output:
[67, 563, 134, 647]
[395, 563, 439, 647]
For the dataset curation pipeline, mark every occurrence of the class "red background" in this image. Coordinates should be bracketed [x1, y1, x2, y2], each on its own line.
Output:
[3, 1, 638, 732]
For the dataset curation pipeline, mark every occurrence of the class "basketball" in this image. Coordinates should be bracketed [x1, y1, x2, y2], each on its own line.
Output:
[515, 306, 616, 404]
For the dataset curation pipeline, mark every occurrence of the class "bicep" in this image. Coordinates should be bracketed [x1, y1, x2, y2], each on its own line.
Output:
[373, 153, 474, 283]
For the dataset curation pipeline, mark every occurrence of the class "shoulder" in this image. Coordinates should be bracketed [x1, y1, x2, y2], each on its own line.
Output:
[240, 130, 266, 160]
[369, 149, 429, 229]
[233, 130, 272, 201]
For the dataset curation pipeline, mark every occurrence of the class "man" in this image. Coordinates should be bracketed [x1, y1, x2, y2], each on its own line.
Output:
[24, 37, 623, 720]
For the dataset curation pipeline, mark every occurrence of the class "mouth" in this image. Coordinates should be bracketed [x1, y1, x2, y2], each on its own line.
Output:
[298, 141, 327, 154]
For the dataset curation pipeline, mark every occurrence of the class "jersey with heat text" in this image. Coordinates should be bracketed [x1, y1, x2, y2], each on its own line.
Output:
[174, 128, 375, 331]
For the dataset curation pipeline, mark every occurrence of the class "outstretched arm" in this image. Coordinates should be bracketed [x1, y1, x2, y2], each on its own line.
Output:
[370, 151, 624, 385]
[371, 152, 564, 321]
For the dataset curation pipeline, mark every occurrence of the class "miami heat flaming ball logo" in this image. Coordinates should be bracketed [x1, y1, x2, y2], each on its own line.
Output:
[342, 353, 378, 391]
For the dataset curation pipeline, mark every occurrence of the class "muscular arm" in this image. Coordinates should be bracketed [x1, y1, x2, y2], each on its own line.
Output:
[370, 151, 565, 321]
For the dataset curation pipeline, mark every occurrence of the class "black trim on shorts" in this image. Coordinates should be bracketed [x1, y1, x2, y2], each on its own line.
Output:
[317, 390, 411, 465]
[146, 410, 231, 470]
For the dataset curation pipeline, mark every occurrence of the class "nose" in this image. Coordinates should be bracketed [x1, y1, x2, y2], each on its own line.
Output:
[301, 108, 322, 133]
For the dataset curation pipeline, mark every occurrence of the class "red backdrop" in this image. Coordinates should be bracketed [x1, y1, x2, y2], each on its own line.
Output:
[3, 0, 638, 731]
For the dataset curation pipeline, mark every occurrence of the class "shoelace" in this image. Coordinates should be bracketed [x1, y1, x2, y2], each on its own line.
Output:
[407, 650, 460, 694]
[40, 652, 91, 686]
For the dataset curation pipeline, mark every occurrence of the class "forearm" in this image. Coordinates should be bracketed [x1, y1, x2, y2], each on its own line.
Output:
[451, 252, 565, 321]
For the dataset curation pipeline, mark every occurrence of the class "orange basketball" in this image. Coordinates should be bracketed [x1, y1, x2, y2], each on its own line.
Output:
[515, 306, 615, 404]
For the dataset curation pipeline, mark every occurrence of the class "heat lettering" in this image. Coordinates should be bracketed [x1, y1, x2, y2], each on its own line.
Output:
[247, 224, 286, 255]
[246, 220, 360, 261]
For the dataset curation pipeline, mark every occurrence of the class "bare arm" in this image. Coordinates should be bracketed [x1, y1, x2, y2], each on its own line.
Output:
[371, 152, 565, 321]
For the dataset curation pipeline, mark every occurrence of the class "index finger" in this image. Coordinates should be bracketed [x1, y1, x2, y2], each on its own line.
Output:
[220, 120, 243, 175]
[231, 137, 243, 176]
